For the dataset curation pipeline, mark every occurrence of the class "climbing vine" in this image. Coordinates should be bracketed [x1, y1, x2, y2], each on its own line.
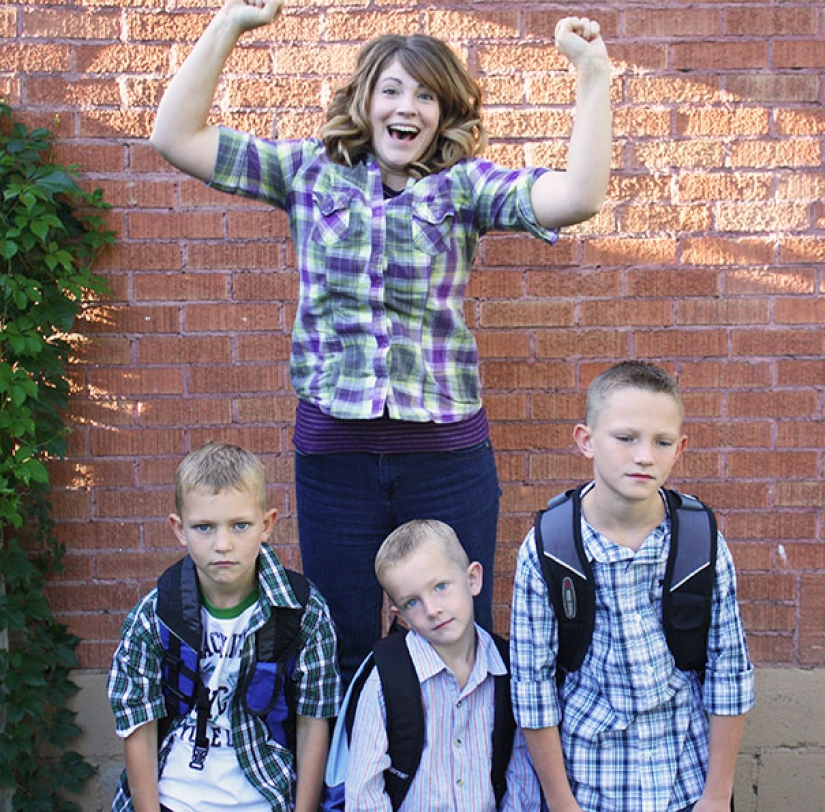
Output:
[0, 102, 114, 810]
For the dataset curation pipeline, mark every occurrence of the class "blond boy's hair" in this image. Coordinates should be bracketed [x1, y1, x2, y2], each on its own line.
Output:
[175, 442, 267, 515]
[375, 519, 469, 592]
[585, 361, 683, 427]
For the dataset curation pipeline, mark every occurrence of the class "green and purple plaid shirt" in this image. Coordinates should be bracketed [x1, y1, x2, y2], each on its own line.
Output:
[211, 129, 559, 423]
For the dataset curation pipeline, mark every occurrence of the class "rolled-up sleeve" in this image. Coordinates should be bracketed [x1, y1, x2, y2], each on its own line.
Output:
[702, 534, 756, 717]
[510, 527, 563, 730]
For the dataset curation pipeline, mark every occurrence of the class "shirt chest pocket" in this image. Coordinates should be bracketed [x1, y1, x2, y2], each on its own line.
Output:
[311, 189, 362, 247]
[411, 198, 454, 255]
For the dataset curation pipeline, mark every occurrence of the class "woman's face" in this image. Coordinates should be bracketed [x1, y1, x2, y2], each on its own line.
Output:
[368, 58, 441, 190]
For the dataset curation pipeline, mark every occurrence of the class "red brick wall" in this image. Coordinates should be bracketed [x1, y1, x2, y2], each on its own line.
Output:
[3, 1, 822, 670]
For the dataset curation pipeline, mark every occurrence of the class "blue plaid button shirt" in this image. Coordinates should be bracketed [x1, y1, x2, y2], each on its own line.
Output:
[510, 491, 754, 812]
[107, 544, 341, 811]
[210, 129, 558, 422]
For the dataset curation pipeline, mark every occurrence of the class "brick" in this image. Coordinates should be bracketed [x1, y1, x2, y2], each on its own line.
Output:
[632, 139, 724, 170]
[739, 573, 796, 602]
[133, 271, 229, 302]
[141, 396, 233, 428]
[740, 603, 796, 634]
[466, 270, 525, 300]
[528, 453, 591, 484]
[583, 237, 678, 267]
[776, 421, 825, 450]
[234, 395, 300, 424]
[774, 110, 825, 143]
[186, 241, 281, 271]
[620, 204, 712, 234]
[75, 43, 170, 74]
[137, 335, 231, 365]
[775, 482, 825, 509]
[626, 76, 722, 105]
[23, 7, 119, 39]
[678, 361, 772, 389]
[236, 334, 292, 362]
[800, 575, 825, 665]
[724, 7, 817, 37]
[84, 303, 182, 336]
[676, 298, 770, 326]
[91, 427, 185, 457]
[527, 270, 621, 300]
[715, 202, 811, 233]
[476, 331, 530, 360]
[233, 271, 298, 303]
[189, 364, 283, 395]
[681, 237, 774, 267]
[727, 451, 818, 481]
[732, 327, 824, 357]
[773, 41, 825, 70]
[777, 360, 825, 388]
[580, 299, 673, 328]
[627, 269, 718, 298]
[676, 171, 773, 203]
[676, 106, 770, 137]
[535, 329, 629, 360]
[88, 367, 184, 396]
[636, 329, 729, 359]
[128, 211, 225, 241]
[726, 514, 818, 545]
[725, 73, 819, 103]
[672, 41, 768, 71]
[728, 391, 818, 419]
[183, 303, 286, 332]
[779, 236, 825, 264]
[25, 76, 120, 108]
[479, 300, 573, 329]
[227, 210, 291, 240]
[477, 44, 567, 75]
[531, 393, 586, 421]
[775, 298, 825, 325]
[481, 360, 572, 392]
[482, 234, 572, 268]
[624, 8, 719, 38]
[729, 138, 821, 169]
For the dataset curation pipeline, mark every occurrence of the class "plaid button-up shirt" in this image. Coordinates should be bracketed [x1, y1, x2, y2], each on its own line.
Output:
[510, 491, 755, 812]
[108, 545, 341, 811]
[210, 129, 558, 423]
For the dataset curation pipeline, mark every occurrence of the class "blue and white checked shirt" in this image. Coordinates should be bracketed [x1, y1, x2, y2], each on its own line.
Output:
[210, 129, 558, 424]
[510, 491, 754, 812]
[345, 626, 542, 811]
[108, 544, 341, 811]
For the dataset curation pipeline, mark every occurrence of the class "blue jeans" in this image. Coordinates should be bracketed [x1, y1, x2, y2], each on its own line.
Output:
[295, 441, 500, 682]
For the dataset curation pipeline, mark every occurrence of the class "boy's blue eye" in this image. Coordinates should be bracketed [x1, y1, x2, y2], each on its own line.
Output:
[234, 522, 251, 531]
[434, 581, 447, 592]
[194, 524, 212, 533]
[404, 597, 419, 610]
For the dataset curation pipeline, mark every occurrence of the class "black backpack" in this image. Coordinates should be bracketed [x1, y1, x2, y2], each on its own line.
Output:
[534, 485, 717, 682]
[322, 628, 516, 811]
[155, 554, 309, 769]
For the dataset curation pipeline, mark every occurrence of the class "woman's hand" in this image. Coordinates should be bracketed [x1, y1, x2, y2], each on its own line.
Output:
[217, 0, 286, 36]
[554, 17, 609, 68]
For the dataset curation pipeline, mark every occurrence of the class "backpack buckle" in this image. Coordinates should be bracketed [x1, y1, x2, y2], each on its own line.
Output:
[189, 743, 209, 771]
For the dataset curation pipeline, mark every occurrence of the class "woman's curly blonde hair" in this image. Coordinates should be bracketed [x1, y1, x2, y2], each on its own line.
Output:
[321, 34, 488, 177]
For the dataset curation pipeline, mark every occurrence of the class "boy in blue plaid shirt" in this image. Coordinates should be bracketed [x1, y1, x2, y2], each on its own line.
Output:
[510, 362, 754, 812]
[108, 442, 340, 811]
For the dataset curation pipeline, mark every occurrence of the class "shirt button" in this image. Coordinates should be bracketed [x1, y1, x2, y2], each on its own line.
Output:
[455, 738, 462, 748]
[456, 778, 464, 787]
[456, 700, 462, 708]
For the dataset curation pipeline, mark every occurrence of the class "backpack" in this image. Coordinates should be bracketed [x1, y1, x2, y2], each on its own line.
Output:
[155, 554, 310, 769]
[534, 485, 717, 682]
[322, 628, 516, 811]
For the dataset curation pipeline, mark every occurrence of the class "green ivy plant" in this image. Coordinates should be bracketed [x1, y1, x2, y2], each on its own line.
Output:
[0, 102, 114, 810]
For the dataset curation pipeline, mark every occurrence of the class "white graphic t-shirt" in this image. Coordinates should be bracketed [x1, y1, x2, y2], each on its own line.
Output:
[159, 593, 271, 812]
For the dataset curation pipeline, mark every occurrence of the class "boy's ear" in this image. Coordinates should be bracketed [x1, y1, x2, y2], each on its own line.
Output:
[467, 561, 483, 597]
[261, 508, 278, 540]
[573, 422, 595, 458]
[169, 513, 187, 548]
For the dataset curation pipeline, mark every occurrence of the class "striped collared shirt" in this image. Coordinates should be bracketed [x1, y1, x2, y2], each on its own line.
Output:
[345, 626, 542, 811]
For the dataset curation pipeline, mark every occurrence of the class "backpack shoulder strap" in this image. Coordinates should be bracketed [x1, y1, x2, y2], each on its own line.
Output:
[535, 486, 594, 679]
[255, 567, 310, 664]
[156, 555, 210, 767]
[372, 629, 425, 812]
[490, 634, 516, 809]
[662, 489, 717, 677]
